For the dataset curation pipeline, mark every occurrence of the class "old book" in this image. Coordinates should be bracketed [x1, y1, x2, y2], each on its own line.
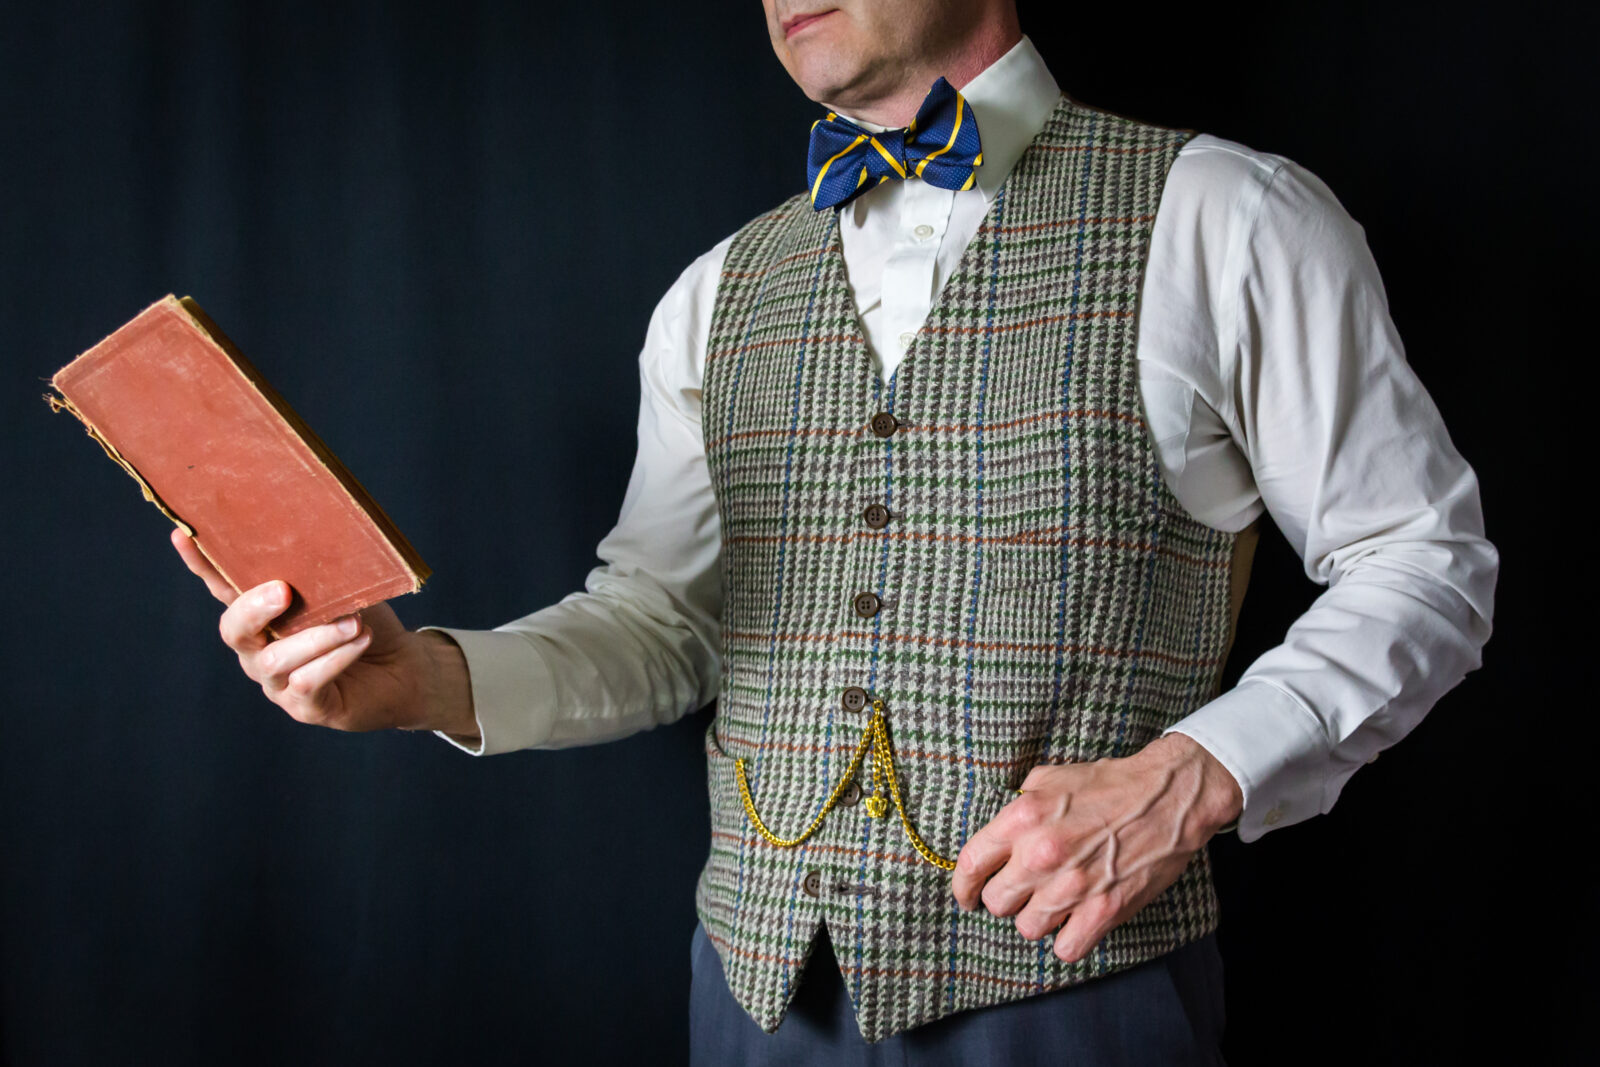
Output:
[47, 295, 430, 636]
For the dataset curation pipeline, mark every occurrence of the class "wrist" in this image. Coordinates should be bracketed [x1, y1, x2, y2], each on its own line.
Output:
[414, 629, 479, 740]
[1145, 731, 1244, 839]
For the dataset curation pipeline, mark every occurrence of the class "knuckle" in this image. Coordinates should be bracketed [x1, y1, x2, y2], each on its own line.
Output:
[1015, 914, 1050, 942]
[1051, 868, 1088, 905]
[1081, 893, 1117, 928]
[282, 697, 324, 726]
[287, 706, 321, 727]
[1009, 796, 1044, 830]
[1100, 884, 1129, 916]
[220, 610, 258, 650]
[957, 836, 994, 876]
[1022, 836, 1065, 873]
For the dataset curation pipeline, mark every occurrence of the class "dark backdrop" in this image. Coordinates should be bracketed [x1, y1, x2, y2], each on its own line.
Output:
[2, 1, 1588, 1064]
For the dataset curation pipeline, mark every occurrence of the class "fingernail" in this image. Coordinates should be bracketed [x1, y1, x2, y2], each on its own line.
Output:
[338, 617, 359, 637]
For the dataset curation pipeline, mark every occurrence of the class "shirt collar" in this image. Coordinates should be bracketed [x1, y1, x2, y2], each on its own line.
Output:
[957, 35, 1061, 202]
[832, 35, 1060, 204]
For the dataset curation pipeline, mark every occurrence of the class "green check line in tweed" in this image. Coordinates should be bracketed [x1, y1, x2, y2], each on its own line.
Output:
[694, 96, 1239, 1043]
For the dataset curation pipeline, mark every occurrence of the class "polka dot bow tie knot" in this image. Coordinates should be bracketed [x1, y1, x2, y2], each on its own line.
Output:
[806, 77, 984, 211]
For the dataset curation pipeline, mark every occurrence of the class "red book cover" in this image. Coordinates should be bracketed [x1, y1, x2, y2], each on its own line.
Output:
[48, 295, 430, 635]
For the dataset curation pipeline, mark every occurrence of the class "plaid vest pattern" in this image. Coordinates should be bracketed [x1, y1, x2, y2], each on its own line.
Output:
[695, 95, 1237, 1043]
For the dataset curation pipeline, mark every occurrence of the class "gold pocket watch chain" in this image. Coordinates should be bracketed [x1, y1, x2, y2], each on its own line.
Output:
[733, 700, 957, 871]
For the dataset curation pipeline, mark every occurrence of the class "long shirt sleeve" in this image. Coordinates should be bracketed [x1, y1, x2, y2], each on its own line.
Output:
[1148, 143, 1497, 840]
[425, 238, 731, 753]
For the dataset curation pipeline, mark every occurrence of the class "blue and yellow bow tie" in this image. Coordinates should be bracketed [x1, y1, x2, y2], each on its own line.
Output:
[806, 77, 983, 211]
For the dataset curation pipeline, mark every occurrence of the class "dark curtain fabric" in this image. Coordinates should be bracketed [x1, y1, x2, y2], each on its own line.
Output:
[1, 2, 1582, 1063]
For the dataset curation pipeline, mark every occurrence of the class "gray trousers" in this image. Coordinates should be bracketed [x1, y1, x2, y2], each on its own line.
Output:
[689, 921, 1226, 1066]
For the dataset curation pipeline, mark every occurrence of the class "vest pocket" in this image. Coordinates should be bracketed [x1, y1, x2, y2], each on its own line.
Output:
[703, 721, 738, 824]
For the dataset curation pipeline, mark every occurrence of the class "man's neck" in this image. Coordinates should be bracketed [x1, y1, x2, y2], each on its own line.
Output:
[824, 24, 1021, 129]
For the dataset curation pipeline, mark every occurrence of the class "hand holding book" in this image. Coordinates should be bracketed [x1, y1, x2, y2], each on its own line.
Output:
[51, 295, 475, 737]
[49, 295, 429, 636]
[169, 526, 478, 738]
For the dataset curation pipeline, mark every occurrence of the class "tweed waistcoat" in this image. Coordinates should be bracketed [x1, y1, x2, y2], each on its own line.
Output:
[695, 95, 1238, 1043]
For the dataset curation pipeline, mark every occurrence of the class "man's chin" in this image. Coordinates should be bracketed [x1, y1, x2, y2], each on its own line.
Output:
[788, 50, 880, 110]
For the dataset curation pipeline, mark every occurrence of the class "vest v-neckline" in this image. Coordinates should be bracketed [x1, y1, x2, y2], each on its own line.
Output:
[812, 94, 1070, 395]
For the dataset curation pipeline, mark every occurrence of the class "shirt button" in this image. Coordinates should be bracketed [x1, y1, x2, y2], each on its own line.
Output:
[1262, 804, 1285, 827]
[870, 411, 899, 437]
[1366, 753, 1379, 764]
[862, 504, 890, 529]
[853, 591, 882, 618]
[913, 223, 934, 240]
[802, 870, 822, 898]
[841, 686, 869, 713]
[839, 780, 863, 807]
[898, 330, 916, 350]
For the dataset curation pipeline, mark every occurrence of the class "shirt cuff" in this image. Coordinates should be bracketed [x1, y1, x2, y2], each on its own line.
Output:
[1162, 680, 1330, 843]
[418, 625, 557, 756]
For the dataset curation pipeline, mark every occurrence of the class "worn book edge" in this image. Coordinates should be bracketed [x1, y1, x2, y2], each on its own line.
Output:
[45, 295, 431, 615]
[45, 389, 196, 537]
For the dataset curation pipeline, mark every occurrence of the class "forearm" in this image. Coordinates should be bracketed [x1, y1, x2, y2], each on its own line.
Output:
[427, 567, 721, 755]
[426, 241, 730, 757]
[413, 629, 479, 741]
[1167, 535, 1496, 839]
[1158, 155, 1499, 840]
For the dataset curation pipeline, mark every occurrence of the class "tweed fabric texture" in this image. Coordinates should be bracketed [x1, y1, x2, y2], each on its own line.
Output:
[695, 96, 1238, 1044]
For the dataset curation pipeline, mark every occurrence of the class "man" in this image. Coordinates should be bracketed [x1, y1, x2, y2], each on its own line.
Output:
[173, 0, 1497, 1061]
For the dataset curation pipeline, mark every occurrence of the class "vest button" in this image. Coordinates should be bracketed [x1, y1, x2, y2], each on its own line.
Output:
[870, 411, 899, 438]
[839, 780, 863, 807]
[802, 870, 822, 898]
[841, 686, 869, 712]
[862, 504, 890, 529]
[853, 592, 881, 618]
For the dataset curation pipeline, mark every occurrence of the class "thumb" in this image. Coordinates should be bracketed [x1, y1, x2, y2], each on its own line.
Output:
[354, 600, 407, 646]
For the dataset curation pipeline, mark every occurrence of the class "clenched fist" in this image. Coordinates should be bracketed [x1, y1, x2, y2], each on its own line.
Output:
[951, 732, 1242, 963]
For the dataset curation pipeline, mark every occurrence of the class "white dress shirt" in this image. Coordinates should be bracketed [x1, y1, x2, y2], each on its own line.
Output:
[429, 37, 1497, 844]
